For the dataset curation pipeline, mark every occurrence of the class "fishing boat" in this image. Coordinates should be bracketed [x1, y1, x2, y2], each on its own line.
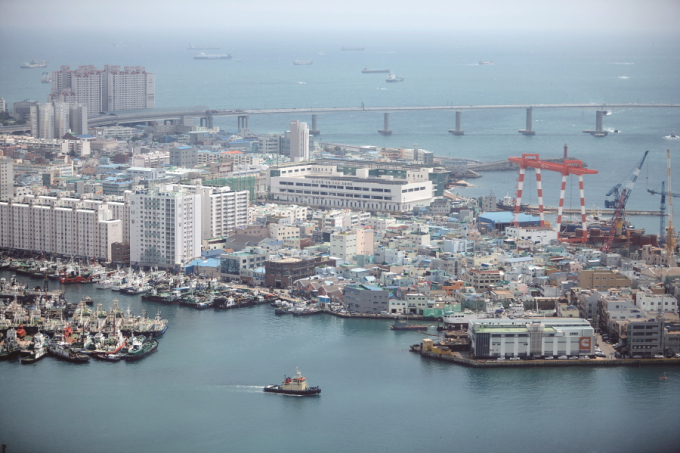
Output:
[264, 367, 321, 396]
[386, 73, 404, 83]
[48, 342, 90, 363]
[0, 328, 21, 361]
[293, 59, 313, 65]
[92, 351, 126, 361]
[125, 337, 158, 361]
[41, 72, 52, 83]
[20, 332, 49, 364]
[20, 60, 48, 68]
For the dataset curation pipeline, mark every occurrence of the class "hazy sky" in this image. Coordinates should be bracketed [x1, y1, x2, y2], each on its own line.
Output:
[1, 0, 679, 35]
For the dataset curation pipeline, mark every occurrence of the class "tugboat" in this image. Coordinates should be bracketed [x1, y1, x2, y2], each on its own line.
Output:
[264, 367, 321, 396]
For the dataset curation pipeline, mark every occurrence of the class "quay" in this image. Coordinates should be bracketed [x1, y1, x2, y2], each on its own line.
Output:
[525, 206, 662, 216]
[417, 349, 680, 368]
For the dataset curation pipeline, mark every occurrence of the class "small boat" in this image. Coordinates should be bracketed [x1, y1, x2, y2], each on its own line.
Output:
[478, 60, 494, 65]
[41, 72, 52, 83]
[293, 59, 313, 65]
[385, 73, 404, 83]
[264, 367, 321, 396]
[660, 372, 668, 381]
[92, 351, 126, 361]
[390, 317, 429, 331]
[125, 337, 158, 361]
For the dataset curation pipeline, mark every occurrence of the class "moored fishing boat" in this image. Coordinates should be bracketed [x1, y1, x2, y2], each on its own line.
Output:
[125, 336, 158, 361]
[264, 367, 321, 396]
[20, 332, 49, 364]
[48, 342, 90, 363]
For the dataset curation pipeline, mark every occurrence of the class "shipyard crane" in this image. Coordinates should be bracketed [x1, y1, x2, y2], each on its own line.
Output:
[647, 181, 680, 245]
[604, 150, 649, 209]
[600, 150, 649, 253]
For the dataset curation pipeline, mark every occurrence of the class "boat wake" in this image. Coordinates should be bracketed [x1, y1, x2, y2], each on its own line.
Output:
[377, 87, 387, 90]
[664, 135, 679, 140]
[220, 384, 265, 393]
[618, 76, 630, 79]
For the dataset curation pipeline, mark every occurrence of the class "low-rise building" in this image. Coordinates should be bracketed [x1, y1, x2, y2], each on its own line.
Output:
[468, 318, 595, 358]
[343, 284, 389, 313]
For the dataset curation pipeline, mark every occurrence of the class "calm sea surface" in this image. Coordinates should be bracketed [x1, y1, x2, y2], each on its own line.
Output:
[1, 271, 680, 453]
[1, 31, 680, 452]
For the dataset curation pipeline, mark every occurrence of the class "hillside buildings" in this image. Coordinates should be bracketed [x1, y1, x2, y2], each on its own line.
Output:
[29, 101, 88, 138]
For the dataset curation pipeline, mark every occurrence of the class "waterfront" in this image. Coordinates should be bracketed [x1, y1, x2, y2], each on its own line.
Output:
[2, 271, 680, 452]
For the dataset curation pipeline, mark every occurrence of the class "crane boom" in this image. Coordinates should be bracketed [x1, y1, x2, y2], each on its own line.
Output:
[605, 150, 649, 209]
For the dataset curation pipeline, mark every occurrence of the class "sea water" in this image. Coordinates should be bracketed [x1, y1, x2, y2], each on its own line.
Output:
[1, 30, 680, 451]
[1, 271, 679, 452]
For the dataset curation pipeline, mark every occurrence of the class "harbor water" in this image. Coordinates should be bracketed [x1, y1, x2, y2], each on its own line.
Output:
[1, 30, 680, 451]
[1, 271, 680, 452]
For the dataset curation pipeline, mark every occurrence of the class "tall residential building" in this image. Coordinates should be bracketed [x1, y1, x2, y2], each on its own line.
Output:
[68, 104, 88, 135]
[130, 186, 201, 268]
[0, 197, 123, 260]
[0, 98, 6, 113]
[0, 157, 13, 201]
[289, 120, 309, 162]
[180, 184, 249, 240]
[50, 65, 155, 113]
[29, 101, 87, 138]
[29, 103, 54, 139]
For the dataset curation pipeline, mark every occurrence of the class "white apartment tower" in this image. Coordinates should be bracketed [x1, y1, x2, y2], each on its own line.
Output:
[0, 157, 13, 201]
[289, 120, 309, 162]
[29, 103, 54, 139]
[130, 186, 201, 269]
[50, 65, 155, 113]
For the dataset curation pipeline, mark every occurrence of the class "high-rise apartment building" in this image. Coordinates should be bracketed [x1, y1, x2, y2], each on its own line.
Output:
[289, 120, 309, 162]
[0, 197, 123, 260]
[181, 185, 249, 240]
[29, 103, 54, 139]
[0, 157, 13, 201]
[49, 65, 155, 113]
[0, 98, 6, 113]
[130, 186, 201, 268]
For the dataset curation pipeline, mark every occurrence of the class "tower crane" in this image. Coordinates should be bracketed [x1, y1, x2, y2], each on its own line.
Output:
[647, 181, 680, 245]
[600, 150, 649, 253]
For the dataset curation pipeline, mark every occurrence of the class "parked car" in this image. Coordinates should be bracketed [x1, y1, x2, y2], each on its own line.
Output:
[509, 357, 521, 361]
[496, 357, 506, 361]
[569, 356, 579, 360]
[595, 352, 606, 357]
[654, 354, 665, 359]
[632, 355, 642, 359]
[558, 355, 569, 360]
[544, 356, 554, 360]
[675, 353, 680, 358]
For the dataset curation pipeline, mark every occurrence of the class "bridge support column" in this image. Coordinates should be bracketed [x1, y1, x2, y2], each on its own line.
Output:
[448, 111, 464, 135]
[582, 110, 608, 137]
[519, 107, 535, 135]
[378, 112, 392, 136]
[237, 115, 249, 131]
[207, 113, 213, 129]
[310, 114, 320, 136]
[200, 117, 206, 127]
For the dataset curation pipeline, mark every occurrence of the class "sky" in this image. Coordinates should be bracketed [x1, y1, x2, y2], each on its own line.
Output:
[1, 0, 679, 36]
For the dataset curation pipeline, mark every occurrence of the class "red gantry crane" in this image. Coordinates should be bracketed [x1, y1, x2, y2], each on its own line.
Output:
[508, 150, 598, 243]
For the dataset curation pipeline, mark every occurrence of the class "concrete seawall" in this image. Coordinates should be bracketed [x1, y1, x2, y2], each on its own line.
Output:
[420, 351, 680, 368]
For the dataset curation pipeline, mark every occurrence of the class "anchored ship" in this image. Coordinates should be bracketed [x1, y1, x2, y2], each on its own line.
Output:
[193, 53, 232, 60]
[20, 60, 48, 69]
[293, 60, 313, 65]
[362, 68, 390, 73]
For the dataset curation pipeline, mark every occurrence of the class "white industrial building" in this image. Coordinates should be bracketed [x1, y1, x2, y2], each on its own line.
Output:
[269, 163, 434, 212]
[468, 318, 595, 358]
